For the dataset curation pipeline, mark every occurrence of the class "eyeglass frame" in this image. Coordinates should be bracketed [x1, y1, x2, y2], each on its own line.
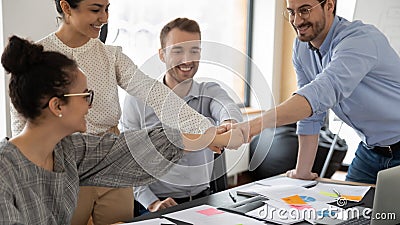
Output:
[63, 89, 94, 106]
[283, 0, 326, 21]
[41, 89, 94, 109]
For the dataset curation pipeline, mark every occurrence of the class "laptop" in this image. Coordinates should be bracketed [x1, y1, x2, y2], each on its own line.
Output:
[338, 165, 400, 225]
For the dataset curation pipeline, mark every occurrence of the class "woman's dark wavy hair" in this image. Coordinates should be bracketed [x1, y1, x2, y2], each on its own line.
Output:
[55, 0, 84, 17]
[1, 35, 78, 120]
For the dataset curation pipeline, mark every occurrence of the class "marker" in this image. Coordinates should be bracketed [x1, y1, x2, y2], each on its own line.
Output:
[229, 192, 237, 203]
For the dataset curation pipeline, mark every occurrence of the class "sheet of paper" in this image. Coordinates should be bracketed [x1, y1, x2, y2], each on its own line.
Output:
[164, 204, 265, 225]
[120, 218, 176, 225]
[260, 185, 334, 204]
[236, 183, 284, 197]
[256, 176, 318, 187]
[310, 183, 371, 202]
[246, 200, 304, 224]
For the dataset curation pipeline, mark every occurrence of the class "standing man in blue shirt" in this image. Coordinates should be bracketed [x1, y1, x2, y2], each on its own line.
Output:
[234, 0, 400, 184]
[121, 18, 242, 213]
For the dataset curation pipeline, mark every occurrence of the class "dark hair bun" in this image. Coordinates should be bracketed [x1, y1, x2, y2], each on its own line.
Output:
[1, 35, 44, 75]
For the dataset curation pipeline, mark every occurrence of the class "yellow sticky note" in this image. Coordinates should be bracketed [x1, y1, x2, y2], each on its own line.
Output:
[282, 195, 307, 205]
[319, 191, 339, 198]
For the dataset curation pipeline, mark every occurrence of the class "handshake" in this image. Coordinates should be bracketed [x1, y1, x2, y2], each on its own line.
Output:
[182, 115, 265, 154]
[206, 120, 256, 153]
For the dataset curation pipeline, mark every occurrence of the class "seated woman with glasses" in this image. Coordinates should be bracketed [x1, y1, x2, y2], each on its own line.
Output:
[0, 36, 243, 224]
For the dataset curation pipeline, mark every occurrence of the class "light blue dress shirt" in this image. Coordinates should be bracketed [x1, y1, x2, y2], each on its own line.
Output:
[294, 16, 400, 146]
[121, 79, 242, 208]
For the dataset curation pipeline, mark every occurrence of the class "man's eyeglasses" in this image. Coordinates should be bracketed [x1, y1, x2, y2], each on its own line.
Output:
[63, 89, 94, 107]
[42, 89, 94, 109]
[283, 0, 326, 21]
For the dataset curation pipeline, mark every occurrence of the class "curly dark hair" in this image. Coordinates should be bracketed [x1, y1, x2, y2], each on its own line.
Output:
[1, 35, 78, 120]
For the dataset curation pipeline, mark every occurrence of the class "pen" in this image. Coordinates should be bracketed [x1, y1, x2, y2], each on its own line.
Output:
[332, 188, 341, 198]
[229, 192, 237, 203]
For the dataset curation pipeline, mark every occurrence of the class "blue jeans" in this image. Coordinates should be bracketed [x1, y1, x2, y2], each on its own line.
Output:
[346, 142, 400, 184]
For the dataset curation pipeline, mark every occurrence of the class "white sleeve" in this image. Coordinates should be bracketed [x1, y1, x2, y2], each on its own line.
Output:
[134, 185, 160, 209]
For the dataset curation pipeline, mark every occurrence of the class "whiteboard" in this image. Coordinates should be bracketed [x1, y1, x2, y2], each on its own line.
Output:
[353, 0, 400, 55]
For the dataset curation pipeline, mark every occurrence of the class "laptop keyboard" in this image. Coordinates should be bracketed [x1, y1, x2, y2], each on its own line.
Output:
[337, 216, 370, 225]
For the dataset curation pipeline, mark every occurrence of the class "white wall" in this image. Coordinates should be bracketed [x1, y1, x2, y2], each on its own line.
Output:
[0, 0, 58, 137]
[2, 0, 58, 42]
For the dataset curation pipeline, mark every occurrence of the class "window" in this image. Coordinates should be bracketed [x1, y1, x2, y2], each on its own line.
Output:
[106, 0, 250, 105]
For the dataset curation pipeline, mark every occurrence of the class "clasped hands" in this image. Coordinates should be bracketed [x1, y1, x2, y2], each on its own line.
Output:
[207, 121, 253, 153]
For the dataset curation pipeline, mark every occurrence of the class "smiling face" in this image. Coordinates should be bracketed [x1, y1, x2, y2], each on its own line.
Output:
[64, 0, 109, 40]
[60, 69, 91, 133]
[159, 28, 201, 87]
[287, 0, 334, 48]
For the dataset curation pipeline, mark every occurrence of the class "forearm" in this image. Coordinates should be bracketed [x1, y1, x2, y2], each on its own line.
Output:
[182, 127, 216, 151]
[182, 127, 242, 151]
[249, 94, 312, 137]
[295, 134, 319, 175]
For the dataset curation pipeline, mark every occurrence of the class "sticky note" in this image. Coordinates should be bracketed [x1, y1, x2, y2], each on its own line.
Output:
[342, 195, 362, 201]
[319, 191, 338, 198]
[282, 195, 307, 205]
[290, 204, 313, 210]
[197, 208, 224, 216]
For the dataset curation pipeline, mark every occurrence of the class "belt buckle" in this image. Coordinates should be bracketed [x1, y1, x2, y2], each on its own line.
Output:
[375, 145, 393, 157]
[380, 145, 392, 153]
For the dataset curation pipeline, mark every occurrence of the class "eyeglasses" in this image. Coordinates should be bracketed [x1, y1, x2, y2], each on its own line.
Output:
[283, 0, 326, 21]
[41, 89, 94, 109]
[63, 89, 94, 107]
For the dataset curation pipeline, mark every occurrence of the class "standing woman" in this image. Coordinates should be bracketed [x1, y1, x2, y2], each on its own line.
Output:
[10, 0, 217, 224]
[0, 35, 243, 225]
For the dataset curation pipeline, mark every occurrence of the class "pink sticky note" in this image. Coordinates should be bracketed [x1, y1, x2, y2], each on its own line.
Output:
[290, 204, 313, 210]
[197, 208, 225, 216]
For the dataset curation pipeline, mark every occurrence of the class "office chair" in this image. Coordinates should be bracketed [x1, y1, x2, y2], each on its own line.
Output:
[249, 123, 348, 180]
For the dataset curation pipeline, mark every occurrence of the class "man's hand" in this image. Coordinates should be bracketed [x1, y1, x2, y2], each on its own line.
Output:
[286, 169, 318, 180]
[148, 197, 178, 212]
[224, 121, 252, 143]
[224, 127, 245, 149]
[208, 125, 228, 153]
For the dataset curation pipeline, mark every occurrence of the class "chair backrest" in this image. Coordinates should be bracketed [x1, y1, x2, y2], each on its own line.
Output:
[210, 151, 228, 193]
[249, 123, 348, 180]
